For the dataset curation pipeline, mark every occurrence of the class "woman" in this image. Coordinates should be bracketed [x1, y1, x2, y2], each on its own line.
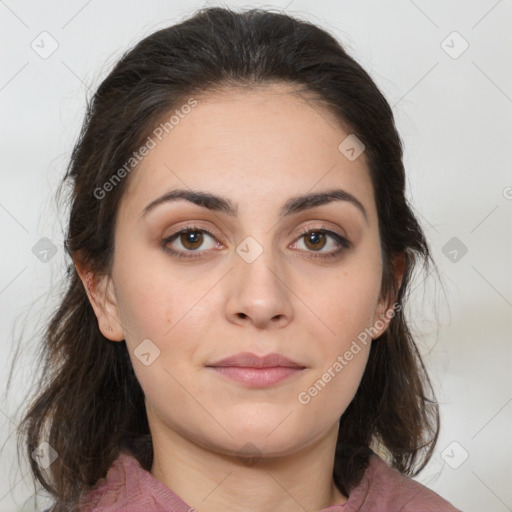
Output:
[18, 6, 462, 511]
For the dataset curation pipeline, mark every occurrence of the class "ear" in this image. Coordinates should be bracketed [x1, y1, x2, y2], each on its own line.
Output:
[74, 257, 125, 342]
[370, 252, 405, 340]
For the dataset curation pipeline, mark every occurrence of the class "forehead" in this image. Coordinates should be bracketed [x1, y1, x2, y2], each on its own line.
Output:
[119, 83, 376, 222]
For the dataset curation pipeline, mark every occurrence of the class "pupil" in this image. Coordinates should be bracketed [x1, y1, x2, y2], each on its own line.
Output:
[310, 232, 321, 243]
[182, 230, 202, 249]
[306, 231, 325, 250]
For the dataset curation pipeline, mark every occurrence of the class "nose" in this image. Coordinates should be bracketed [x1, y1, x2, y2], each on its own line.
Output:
[224, 243, 294, 330]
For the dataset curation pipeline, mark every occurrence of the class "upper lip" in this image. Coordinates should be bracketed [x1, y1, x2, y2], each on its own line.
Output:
[206, 352, 305, 368]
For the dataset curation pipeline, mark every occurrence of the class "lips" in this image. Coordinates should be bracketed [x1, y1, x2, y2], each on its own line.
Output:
[206, 352, 306, 387]
[206, 352, 305, 369]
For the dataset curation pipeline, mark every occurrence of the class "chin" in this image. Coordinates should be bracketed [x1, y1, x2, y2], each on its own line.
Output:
[222, 422, 316, 457]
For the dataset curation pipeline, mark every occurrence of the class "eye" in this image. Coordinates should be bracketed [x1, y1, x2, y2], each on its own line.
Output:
[291, 226, 350, 259]
[162, 224, 350, 261]
[162, 226, 221, 259]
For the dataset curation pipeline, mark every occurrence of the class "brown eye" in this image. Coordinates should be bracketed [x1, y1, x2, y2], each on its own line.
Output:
[179, 230, 204, 250]
[292, 228, 350, 260]
[303, 231, 327, 251]
[162, 227, 220, 258]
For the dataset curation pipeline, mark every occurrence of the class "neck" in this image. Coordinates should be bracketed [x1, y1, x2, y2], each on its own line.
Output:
[149, 420, 347, 512]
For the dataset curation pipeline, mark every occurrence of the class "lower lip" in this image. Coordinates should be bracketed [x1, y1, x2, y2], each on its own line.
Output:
[208, 366, 305, 387]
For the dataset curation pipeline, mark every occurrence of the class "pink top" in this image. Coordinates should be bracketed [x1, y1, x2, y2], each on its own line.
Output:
[79, 451, 462, 511]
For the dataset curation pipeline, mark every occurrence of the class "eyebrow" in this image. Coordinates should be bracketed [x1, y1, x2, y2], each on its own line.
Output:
[140, 187, 368, 223]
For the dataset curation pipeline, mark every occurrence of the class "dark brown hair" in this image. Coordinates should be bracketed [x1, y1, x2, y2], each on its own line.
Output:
[12, 6, 439, 510]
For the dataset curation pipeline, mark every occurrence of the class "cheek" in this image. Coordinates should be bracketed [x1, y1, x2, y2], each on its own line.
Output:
[300, 259, 382, 354]
[113, 244, 206, 340]
[292, 256, 380, 419]
[112, 253, 220, 389]
[295, 270, 378, 423]
[114, 274, 169, 340]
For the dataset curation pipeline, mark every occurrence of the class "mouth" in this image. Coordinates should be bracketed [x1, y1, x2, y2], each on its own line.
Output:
[205, 352, 306, 388]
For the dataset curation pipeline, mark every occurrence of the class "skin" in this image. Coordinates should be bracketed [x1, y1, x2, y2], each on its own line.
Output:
[77, 83, 403, 512]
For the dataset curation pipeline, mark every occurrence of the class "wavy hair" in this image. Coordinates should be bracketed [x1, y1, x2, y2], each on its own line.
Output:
[12, 6, 439, 510]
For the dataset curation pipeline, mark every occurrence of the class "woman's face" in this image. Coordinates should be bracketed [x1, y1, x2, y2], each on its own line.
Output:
[95, 84, 397, 459]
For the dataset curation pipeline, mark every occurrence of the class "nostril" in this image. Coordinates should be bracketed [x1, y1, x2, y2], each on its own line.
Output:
[238, 313, 247, 319]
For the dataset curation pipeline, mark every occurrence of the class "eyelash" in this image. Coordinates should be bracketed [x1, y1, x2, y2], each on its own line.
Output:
[162, 224, 351, 260]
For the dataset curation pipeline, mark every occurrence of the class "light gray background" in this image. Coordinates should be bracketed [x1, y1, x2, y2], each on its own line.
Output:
[1, 1, 511, 511]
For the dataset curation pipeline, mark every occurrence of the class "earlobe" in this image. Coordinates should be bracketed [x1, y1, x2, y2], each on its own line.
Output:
[370, 300, 395, 340]
[74, 259, 125, 342]
[394, 252, 405, 293]
[371, 252, 406, 340]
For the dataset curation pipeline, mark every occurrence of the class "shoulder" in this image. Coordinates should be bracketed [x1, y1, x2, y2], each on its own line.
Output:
[77, 450, 192, 512]
[344, 453, 463, 512]
[77, 452, 134, 511]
